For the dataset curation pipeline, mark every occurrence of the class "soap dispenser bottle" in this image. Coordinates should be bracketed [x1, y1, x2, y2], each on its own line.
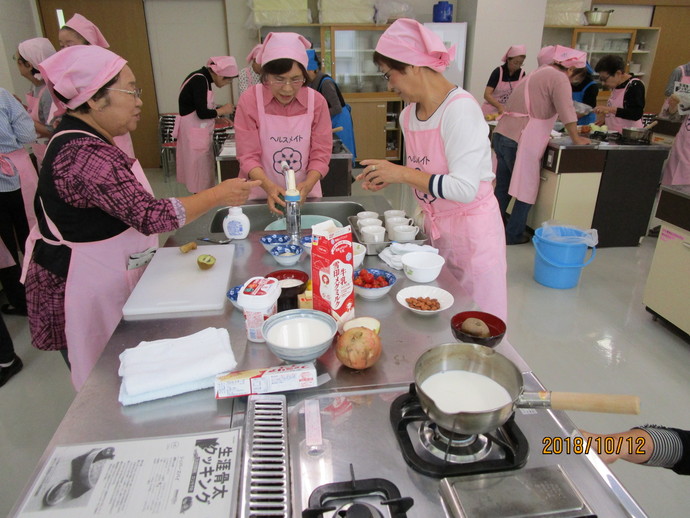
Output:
[223, 206, 250, 240]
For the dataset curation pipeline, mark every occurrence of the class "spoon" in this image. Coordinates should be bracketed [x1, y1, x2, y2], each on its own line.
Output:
[197, 237, 232, 244]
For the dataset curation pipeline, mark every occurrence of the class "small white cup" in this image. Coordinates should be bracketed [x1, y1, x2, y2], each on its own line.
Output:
[384, 209, 406, 222]
[385, 217, 413, 233]
[357, 211, 378, 221]
[361, 225, 386, 243]
[358, 218, 383, 229]
[390, 225, 419, 242]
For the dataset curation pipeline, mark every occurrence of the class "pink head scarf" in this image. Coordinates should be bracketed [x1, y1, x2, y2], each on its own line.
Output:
[64, 13, 110, 48]
[246, 44, 263, 64]
[38, 46, 126, 111]
[207, 56, 238, 78]
[552, 45, 586, 68]
[501, 45, 526, 63]
[375, 18, 456, 72]
[17, 38, 56, 80]
[536, 46, 555, 67]
[259, 32, 311, 69]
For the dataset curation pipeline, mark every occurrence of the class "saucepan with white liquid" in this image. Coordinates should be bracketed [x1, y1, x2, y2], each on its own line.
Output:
[414, 343, 640, 435]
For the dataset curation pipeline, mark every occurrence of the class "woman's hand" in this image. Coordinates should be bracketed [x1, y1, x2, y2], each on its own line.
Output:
[216, 178, 261, 207]
[261, 179, 287, 215]
[216, 102, 234, 116]
[356, 160, 398, 191]
[594, 105, 615, 116]
[296, 170, 323, 202]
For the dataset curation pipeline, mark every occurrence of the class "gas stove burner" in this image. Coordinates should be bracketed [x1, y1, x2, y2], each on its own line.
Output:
[302, 465, 414, 518]
[419, 421, 491, 464]
[390, 384, 529, 478]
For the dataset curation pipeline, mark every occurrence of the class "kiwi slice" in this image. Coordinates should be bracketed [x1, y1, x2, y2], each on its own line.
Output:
[197, 254, 216, 270]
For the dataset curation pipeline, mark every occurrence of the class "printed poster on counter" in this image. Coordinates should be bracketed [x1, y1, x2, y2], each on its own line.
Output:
[16, 429, 241, 517]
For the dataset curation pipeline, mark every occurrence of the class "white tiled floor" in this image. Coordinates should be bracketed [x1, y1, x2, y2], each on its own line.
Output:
[1, 169, 688, 517]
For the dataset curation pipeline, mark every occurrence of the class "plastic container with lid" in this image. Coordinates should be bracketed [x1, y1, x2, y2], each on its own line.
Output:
[238, 276, 282, 342]
[223, 207, 250, 240]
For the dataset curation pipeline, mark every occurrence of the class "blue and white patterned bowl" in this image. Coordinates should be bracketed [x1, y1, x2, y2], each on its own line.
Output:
[226, 285, 243, 310]
[300, 235, 314, 255]
[260, 233, 291, 252]
[269, 244, 304, 266]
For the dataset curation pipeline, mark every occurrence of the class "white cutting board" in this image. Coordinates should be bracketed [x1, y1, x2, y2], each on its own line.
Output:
[122, 244, 235, 320]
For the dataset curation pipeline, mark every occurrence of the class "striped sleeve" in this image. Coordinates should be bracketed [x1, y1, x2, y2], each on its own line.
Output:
[636, 425, 683, 469]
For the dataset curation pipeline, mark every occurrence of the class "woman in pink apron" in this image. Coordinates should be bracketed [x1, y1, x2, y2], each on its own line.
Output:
[239, 44, 263, 96]
[16, 38, 57, 167]
[594, 55, 645, 133]
[482, 45, 527, 116]
[356, 19, 508, 320]
[235, 32, 332, 215]
[493, 46, 590, 244]
[175, 56, 238, 193]
[24, 46, 257, 390]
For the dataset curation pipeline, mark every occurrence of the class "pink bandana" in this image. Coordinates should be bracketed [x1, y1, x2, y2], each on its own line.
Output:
[260, 32, 311, 69]
[537, 46, 555, 67]
[375, 18, 456, 72]
[17, 38, 56, 80]
[501, 45, 527, 63]
[552, 45, 586, 68]
[207, 56, 238, 78]
[246, 44, 263, 64]
[65, 13, 110, 48]
[38, 46, 126, 111]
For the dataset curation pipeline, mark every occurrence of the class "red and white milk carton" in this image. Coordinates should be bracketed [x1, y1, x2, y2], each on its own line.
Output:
[311, 220, 355, 330]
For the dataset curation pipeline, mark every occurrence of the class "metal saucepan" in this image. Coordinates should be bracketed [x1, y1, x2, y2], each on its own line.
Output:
[622, 120, 658, 142]
[414, 343, 640, 435]
[584, 9, 614, 26]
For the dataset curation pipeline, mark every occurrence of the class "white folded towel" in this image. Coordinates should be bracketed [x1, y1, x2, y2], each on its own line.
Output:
[378, 243, 439, 270]
[119, 327, 236, 399]
[119, 376, 215, 406]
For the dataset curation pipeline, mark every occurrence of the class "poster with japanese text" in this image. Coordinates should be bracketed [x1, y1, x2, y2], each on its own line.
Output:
[16, 429, 241, 517]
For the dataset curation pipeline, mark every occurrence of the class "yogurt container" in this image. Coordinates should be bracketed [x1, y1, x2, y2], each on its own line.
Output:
[237, 276, 281, 342]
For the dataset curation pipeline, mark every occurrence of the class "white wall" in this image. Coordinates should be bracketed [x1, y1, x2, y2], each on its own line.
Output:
[595, 4, 653, 27]
[459, 0, 547, 103]
[0, 0, 43, 96]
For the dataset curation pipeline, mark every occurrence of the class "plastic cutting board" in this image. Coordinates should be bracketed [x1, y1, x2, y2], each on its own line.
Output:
[122, 244, 235, 320]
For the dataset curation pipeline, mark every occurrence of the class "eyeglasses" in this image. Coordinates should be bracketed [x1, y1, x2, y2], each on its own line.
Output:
[268, 77, 305, 87]
[106, 87, 143, 99]
[598, 74, 611, 82]
[381, 69, 392, 81]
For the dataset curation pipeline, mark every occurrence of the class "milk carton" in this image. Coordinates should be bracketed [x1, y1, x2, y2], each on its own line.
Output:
[311, 220, 355, 330]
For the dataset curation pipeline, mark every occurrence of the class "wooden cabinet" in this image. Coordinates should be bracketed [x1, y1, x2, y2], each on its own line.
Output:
[542, 26, 660, 103]
[260, 24, 404, 161]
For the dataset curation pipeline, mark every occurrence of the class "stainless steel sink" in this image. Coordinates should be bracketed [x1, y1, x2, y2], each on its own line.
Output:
[209, 201, 365, 233]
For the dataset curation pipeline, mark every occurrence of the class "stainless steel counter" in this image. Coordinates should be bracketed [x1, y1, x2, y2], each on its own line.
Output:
[548, 136, 670, 151]
[10, 195, 646, 517]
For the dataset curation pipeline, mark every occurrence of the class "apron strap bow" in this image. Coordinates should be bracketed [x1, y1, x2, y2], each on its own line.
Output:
[0, 154, 16, 177]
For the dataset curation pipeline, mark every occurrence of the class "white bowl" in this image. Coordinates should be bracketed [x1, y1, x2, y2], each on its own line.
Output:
[261, 233, 290, 252]
[300, 235, 313, 255]
[353, 242, 366, 269]
[353, 268, 397, 300]
[262, 309, 337, 362]
[270, 244, 304, 266]
[401, 252, 445, 283]
[396, 286, 454, 316]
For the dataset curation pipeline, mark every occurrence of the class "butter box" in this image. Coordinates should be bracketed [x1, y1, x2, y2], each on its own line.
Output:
[215, 363, 317, 398]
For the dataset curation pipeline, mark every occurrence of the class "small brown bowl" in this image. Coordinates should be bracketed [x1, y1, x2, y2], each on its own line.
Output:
[266, 269, 309, 312]
[450, 311, 506, 348]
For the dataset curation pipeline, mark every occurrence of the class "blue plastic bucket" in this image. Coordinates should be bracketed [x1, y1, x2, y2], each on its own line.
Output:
[532, 227, 596, 289]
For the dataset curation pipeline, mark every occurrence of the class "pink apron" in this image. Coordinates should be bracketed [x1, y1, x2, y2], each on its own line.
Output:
[605, 78, 644, 133]
[504, 68, 558, 205]
[113, 133, 135, 159]
[0, 148, 39, 231]
[661, 66, 690, 115]
[26, 85, 49, 166]
[173, 74, 215, 193]
[481, 67, 525, 115]
[403, 91, 508, 320]
[662, 115, 690, 186]
[22, 130, 158, 390]
[249, 84, 321, 200]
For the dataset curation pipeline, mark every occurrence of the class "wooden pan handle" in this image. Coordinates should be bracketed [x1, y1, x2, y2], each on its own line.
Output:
[550, 392, 640, 415]
[332, 126, 344, 133]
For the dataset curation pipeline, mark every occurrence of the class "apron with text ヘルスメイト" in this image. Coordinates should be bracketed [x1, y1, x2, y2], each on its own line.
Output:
[22, 129, 158, 390]
[605, 78, 644, 133]
[250, 84, 321, 200]
[173, 74, 215, 193]
[481, 67, 525, 116]
[404, 91, 507, 320]
[0, 148, 38, 231]
[503, 67, 558, 205]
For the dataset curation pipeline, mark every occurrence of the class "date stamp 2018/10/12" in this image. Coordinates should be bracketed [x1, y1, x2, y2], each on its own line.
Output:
[542, 435, 647, 455]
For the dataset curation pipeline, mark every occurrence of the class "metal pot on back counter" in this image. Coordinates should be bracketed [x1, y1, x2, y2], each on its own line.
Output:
[216, 136, 354, 197]
[529, 137, 671, 247]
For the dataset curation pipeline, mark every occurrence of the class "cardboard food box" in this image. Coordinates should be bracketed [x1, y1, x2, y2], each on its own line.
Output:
[311, 220, 355, 330]
[215, 363, 317, 398]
